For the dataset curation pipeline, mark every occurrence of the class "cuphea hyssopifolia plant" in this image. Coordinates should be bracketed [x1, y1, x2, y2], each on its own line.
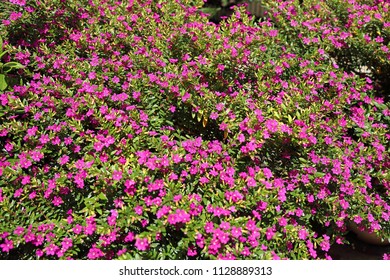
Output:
[264, 0, 390, 100]
[0, 0, 389, 260]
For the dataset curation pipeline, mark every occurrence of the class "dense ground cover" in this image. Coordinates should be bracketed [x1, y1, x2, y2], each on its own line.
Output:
[0, 0, 389, 259]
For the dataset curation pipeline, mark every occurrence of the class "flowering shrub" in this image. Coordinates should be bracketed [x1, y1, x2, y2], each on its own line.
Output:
[266, 0, 390, 101]
[0, 0, 389, 260]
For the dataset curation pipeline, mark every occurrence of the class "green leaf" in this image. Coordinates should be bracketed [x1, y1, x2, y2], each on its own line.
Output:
[314, 172, 325, 178]
[2, 62, 24, 73]
[98, 192, 108, 201]
[0, 74, 7, 91]
[0, 50, 7, 60]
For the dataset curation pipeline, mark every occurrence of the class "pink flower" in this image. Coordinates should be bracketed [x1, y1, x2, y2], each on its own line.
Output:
[9, 0, 26, 6]
[73, 224, 83, 234]
[320, 235, 330, 252]
[61, 238, 73, 250]
[39, 134, 50, 144]
[0, 239, 13, 253]
[45, 244, 59, 256]
[278, 217, 287, 227]
[125, 232, 135, 242]
[117, 248, 127, 256]
[21, 175, 30, 185]
[246, 220, 257, 231]
[29, 191, 36, 200]
[204, 222, 214, 233]
[52, 196, 63, 206]
[272, 251, 281, 260]
[169, 105, 176, 113]
[265, 227, 275, 240]
[217, 64, 225, 71]
[298, 229, 308, 240]
[59, 155, 69, 165]
[269, 29, 278, 37]
[84, 217, 96, 235]
[13, 226, 24, 236]
[112, 170, 122, 181]
[339, 199, 349, 210]
[94, 141, 104, 152]
[5, 142, 13, 151]
[265, 119, 279, 133]
[135, 238, 149, 251]
[87, 246, 104, 259]
[231, 226, 242, 238]
[14, 188, 23, 198]
[9, 12, 23, 21]
[36, 249, 43, 257]
[220, 221, 230, 230]
[263, 168, 273, 179]
[187, 246, 197, 256]
[241, 247, 251, 256]
[134, 205, 143, 215]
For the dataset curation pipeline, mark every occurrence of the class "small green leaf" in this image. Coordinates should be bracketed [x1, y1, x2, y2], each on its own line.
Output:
[3, 62, 24, 73]
[0, 74, 7, 91]
[314, 172, 325, 178]
[0, 50, 8, 61]
[98, 192, 108, 201]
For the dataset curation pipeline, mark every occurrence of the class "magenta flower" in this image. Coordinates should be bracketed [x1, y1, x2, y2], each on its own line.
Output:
[0, 239, 13, 253]
[263, 168, 273, 179]
[39, 134, 50, 144]
[298, 229, 308, 240]
[112, 170, 123, 181]
[14, 188, 23, 198]
[269, 29, 278, 37]
[320, 235, 331, 252]
[73, 224, 83, 234]
[217, 64, 225, 71]
[36, 249, 43, 257]
[265, 119, 279, 133]
[45, 244, 59, 256]
[61, 238, 73, 251]
[135, 238, 149, 251]
[9, 12, 23, 21]
[9, 0, 26, 6]
[124, 232, 135, 243]
[265, 227, 276, 240]
[21, 175, 30, 185]
[52, 196, 63, 206]
[59, 155, 69, 165]
[94, 141, 104, 152]
[231, 226, 242, 238]
[187, 246, 197, 257]
[13, 226, 24, 236]
[87, 246, 104, 259]
[219, 221, 230, 230]
[241, 247, 251, 256]
[134, 205, 143, 215]
[204, 222, 214, 233]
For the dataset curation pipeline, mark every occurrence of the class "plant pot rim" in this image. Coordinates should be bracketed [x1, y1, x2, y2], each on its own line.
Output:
[347, 221, 390, 246]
